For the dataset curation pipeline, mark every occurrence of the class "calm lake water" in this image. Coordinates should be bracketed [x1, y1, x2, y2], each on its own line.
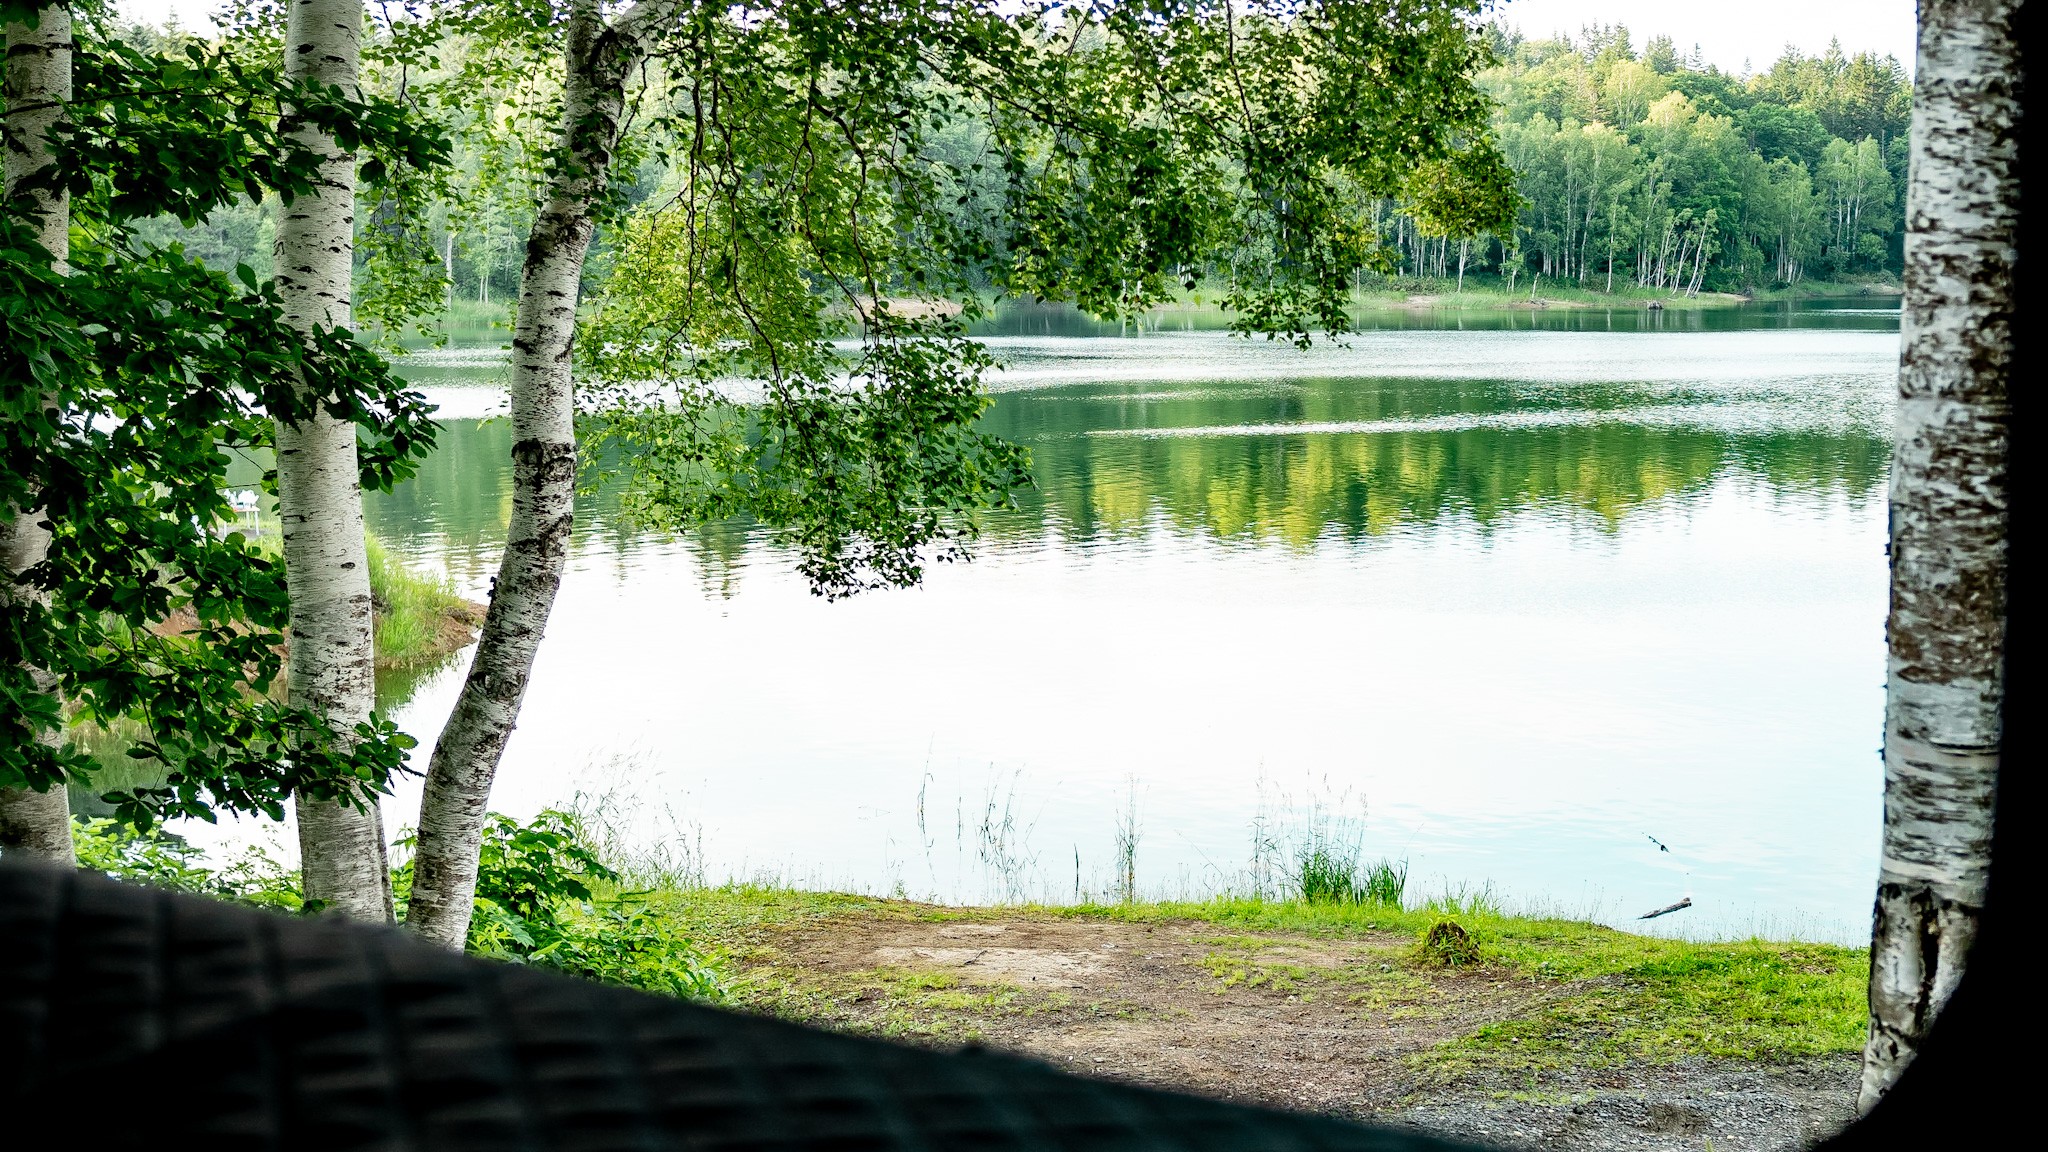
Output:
[283, 299, 1901, 940]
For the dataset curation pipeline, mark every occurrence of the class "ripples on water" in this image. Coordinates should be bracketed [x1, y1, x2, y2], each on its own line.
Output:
[233, 301, 1904, 941]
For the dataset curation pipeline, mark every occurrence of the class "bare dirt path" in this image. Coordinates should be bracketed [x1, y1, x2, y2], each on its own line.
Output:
[731, 911, 1857, 1152]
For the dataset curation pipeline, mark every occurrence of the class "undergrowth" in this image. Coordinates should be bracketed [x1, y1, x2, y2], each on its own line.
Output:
[70, 811, 726, 1003]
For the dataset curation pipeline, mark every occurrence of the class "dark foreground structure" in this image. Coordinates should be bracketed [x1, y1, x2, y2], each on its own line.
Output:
[0, 854, 2025, 1151]
[0, 861, 1480, 1151]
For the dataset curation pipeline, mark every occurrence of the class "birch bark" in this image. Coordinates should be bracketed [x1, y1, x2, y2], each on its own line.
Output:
[274, 0, 391, 921]
[404, 0, 668, 948]
[0, 4, 73, 863]
[1860, 0, 2018, 1112]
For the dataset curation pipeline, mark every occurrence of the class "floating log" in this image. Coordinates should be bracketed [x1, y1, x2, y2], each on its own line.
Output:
[1638, 896, 1693, 919]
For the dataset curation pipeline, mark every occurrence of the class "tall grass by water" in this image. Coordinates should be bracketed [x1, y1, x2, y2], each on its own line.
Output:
[363, 534, 476, 667]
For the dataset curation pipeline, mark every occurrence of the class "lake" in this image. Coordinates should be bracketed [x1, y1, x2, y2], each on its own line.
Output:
[288, 299, 1902, 941]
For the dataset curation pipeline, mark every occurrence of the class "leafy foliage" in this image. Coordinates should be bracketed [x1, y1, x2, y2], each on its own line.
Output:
[1, 24, 447, 824]
[559, 0, 1511, 594]
[70, 808, 727, 1000]
[404, 810, 726, 1001]
[70, 816, 305, 910]
[1390, 24, 1915, 291]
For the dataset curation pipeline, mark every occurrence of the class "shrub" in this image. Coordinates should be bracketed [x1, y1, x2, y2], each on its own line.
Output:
[423, 809, 727, 1002]
[70, 816, 303, 910]
[72, 811, 726, 1002]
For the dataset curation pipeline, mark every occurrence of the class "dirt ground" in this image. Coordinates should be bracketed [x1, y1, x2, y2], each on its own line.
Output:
[735, 912, 1857, 1152]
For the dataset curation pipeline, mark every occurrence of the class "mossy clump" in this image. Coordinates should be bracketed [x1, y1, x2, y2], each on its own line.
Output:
[1415, 918, 1483, 968]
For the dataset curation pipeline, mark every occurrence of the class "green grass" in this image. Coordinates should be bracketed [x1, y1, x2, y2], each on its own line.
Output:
[1062, 894, 1865, 1069]
[364, 535, 474, 667]
[1439, 940, 1866, 1071]
[630, 884, 1867, 1072]
[243, 529, 474, 668]
[70, 805, 1867, 1079]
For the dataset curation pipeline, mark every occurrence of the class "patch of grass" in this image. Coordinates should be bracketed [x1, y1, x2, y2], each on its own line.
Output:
[948, 893, 1862, 1068]
[240, 529, 475, 669]
[364, 535, 475, 667]
[1429, 941, 1866, 1072]
[1050, 894, 1463, 938]
[633, 884, 952, 971]
[1202, 951, 1318, 995]
[734, 958, 1070, 1042]
[123, 859, 1844, 1078]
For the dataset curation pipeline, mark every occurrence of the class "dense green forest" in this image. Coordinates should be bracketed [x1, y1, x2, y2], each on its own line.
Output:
[1455, 25, 1912, 293]
[129, 19, 1911, 310]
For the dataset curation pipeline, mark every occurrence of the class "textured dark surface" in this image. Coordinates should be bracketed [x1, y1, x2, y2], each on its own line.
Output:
[0, 860, 1482, 1151]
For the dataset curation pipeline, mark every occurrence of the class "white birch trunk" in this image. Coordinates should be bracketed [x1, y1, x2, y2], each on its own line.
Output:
[1859, 0, 2019, 1112]
[404, 0, 669, 948]
[273, 0, 391, 921]
[0, 5, 73, 863]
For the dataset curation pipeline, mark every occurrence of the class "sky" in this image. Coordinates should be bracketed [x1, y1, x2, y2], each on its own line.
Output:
[1493, 0, 1917, 74]
[118, 0, 1917, 76]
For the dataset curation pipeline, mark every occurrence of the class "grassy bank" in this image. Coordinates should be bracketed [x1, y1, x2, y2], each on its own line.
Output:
[1334, 275, 1895, 313]
[407, 274, 1900, 346]
[1343, 279, 1748, 311]
[639, 885, 1866, 1075]
[233, 526, 479, 670]
[70, 809, 1866, 1091]
[362, 534, 482, 668]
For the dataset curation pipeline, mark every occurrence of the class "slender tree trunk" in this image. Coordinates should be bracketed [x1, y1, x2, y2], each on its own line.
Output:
[1859, 0, 2019, 1113]
[405, 0, 666, 949]
[273, 0, 390, 921]
[0, 4, 73, 863]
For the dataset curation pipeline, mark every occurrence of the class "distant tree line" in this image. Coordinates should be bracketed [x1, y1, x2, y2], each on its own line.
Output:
[1375, 25, 1912, 295]
[121, 19, 1910, 315]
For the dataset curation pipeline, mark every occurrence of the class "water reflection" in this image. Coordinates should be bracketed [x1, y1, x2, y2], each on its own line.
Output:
[373, 330, 1893, 572]
[337, 300, 1897, 942]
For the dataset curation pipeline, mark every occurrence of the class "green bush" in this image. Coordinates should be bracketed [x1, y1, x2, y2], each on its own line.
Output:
[72, 812, 726, 1002]
[407, 810, 727, 1002]
[71, 817, 303, 910]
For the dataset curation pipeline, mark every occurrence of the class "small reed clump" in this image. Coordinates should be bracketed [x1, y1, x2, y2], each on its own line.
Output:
[1298, 849, 1408, 907]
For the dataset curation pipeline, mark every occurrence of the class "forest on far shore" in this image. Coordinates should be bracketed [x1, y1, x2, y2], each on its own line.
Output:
[1401, 24, 1912, 295]
[128, 19, 1913, 309]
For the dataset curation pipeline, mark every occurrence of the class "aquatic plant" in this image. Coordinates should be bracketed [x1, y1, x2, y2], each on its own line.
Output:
[975, 771, 1039, 904]
[1112, 778, 1141, 905]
